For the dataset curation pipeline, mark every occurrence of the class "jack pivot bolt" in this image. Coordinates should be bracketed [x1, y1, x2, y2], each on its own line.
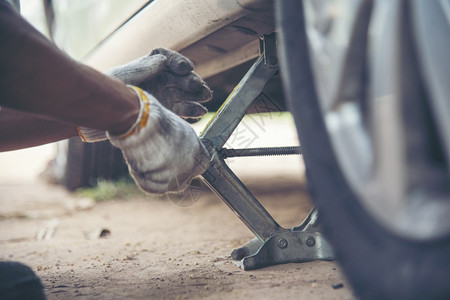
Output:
[306, 236, 316, 247]
[277, 238, 288, 249]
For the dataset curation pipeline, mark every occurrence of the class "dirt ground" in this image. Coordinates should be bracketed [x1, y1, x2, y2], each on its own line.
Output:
[0, 119, 355, 300]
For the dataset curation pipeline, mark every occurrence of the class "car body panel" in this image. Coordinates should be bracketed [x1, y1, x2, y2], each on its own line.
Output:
[84, 0, 275, 80]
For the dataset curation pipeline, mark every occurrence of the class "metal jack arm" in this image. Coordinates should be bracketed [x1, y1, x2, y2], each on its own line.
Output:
[200, 33, 334, 270]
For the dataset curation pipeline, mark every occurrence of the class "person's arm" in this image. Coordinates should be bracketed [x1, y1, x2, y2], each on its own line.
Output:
[0, 1, 211, 194]
[0, 1, 139, 135]
[0, 107, 77, 151]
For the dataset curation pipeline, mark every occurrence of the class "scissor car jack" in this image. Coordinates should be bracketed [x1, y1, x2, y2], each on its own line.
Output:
[199, 34, 335, 270]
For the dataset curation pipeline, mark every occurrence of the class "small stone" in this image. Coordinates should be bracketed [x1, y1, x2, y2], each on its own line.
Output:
[332, 283, 344, 290]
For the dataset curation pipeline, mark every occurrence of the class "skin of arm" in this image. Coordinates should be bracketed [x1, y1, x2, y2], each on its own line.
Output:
[0, 0, 140, 151]
[0, 107, 77, 152]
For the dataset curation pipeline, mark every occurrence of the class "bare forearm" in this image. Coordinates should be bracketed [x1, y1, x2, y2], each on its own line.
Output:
[0, 107, 77, 152]
[0, 1, 139, 135]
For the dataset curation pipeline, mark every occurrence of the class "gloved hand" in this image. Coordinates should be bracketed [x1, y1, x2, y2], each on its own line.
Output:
[107, 48, 212, 118]
[107, 86, 210, 194]
[78, 48, 212, 142]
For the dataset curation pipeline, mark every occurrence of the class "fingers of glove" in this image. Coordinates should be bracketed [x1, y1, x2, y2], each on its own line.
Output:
[129, 144, 209, 194]
[167, 144, 210, 192]
[172, 101, 208, 119]
[130, 169, 172, 194]
[167, 172, 193, 193]
[194, 140, 212, 174]
[150, 48, 194, 75]
[162, 84, 212, 105]
[157, 71, 205, 92]
[195, 84, 213, 103]
[107, 54, 166, 85]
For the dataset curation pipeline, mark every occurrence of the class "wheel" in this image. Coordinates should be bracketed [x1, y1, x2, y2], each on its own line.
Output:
[47, 138, 129, 190]
[275, 0, 450, 299]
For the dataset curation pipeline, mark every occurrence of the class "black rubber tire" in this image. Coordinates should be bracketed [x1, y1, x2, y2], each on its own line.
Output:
[275, 1, 450, 299]
[63, 138, 129, 190]
[0, 261, 46, 300]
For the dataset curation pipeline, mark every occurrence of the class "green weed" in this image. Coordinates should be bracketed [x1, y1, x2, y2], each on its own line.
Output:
[76, 178, 145, 202]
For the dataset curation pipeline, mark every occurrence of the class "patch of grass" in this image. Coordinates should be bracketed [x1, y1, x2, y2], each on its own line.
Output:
[76, 178, 146, 202]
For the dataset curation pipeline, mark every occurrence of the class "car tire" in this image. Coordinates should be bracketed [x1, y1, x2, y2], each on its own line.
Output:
[275, 0, 450, 299]
[60, 138, 129, 191]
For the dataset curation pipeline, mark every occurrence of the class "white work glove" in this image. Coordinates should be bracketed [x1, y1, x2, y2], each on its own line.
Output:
[108, 48, 212, 118]
[79, 48, 212, 142]
[107, 86, 210, 194]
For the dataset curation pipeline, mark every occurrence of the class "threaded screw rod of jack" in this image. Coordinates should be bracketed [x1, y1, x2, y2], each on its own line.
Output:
[220, 146, 302, 159]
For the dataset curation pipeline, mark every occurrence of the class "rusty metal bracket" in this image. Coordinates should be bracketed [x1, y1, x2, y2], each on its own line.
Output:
[200, 33, 334, 270]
